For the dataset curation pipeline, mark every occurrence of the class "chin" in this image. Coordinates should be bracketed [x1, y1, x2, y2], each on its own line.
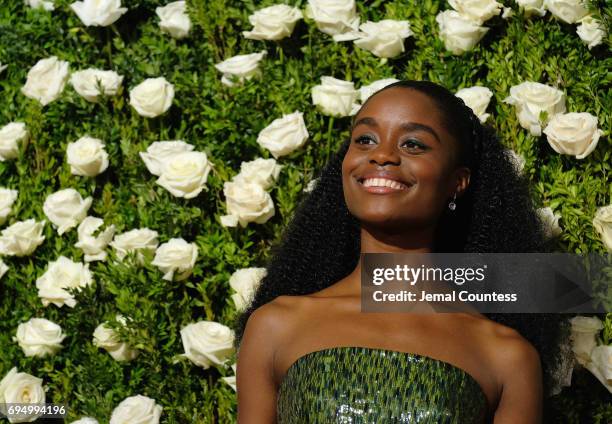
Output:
[356, 214, 408, 230]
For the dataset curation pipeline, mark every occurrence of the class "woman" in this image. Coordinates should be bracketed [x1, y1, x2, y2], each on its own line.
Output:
[233, 80, 566, 423]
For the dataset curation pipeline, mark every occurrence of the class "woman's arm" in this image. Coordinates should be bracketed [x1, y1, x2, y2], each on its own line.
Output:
[236, 302, 285, 424]
[492, 337, 543, 423]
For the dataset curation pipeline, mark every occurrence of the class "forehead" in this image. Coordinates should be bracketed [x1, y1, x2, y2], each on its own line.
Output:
[355, 87, 444, 128]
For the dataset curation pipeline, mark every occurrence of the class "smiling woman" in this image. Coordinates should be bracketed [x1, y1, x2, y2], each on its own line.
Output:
[343, 87, 471, 239]
[234, 80, 567, 423]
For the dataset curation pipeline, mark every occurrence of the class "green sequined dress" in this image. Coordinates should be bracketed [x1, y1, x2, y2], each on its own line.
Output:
[277, 346, 489, 423]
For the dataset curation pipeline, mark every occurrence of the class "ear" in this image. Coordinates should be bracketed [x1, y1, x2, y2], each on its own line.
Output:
[453, 166, 471, 198]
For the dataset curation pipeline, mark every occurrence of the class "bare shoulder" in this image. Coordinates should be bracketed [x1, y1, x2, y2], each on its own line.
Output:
[476, 317, 542, 380]
[490, 320, 539, 359]
[237, 296, 311, 422]
[474, 319, 544, 422]
[243, 295, 311, 345]
[237, 296, 308, 390]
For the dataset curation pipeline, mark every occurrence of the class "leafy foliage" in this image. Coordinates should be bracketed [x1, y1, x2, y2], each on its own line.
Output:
[0, 0, 610, 422]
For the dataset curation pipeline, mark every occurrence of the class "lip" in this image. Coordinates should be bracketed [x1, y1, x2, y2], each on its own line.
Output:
[355, 171, 413, 194]
[357, 170, 411, 185]
[359, 184, 410, 194]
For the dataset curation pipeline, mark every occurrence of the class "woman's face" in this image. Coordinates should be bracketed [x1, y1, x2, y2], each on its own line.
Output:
[342, 86, 470, 232]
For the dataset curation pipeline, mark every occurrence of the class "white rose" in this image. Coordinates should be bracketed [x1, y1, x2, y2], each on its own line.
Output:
[0, 188, 18, 225]
[311, 76, 359, 117]
[448, 0, 503, 24]
[543, 0, 588, 24]
[587, 345, 612, 393]
[569, 315, 603, 366]
[358, 78, 400, 103]
[70, 0, 127, 26]
[36, 255, 93, 308]
[0, 219, 46, 257]
[571, 315, 604, 332]
[139, 140, 194, 176]
[70, 69, 124, 102]
[151, 238, 198, 281]
[180, 321, 235, 369]
[305, 0, 360, 36]
[503, 81, 566, 136]
[129, 77, 174, 118]
[0, 259, 7, 280]
[156, 1, 192, 39]
[74, 216, 116, 262]
[21, 56, 69, 106]
[516, 0, 547, 17]
[501, 6, 514, 18]
[25, 0, 55, 11]
[304, 177, 319, 193]
[341, 20, 413, 58]
[571, 336, 597, 368]
[233, 158, 283, 190]
[0, 367, 45, 423]
[110, 395, 162, 424]
[435, 10, 489, 55]
[43, 188, 93, 235]
[256, 111, 309, 159]
[576, 15, 605, 50]
[243, 4, 303, 40]
[66, 136, 110, 176]
[505, 149, 526, 174]
[110, 228, 159, 264]
[93, 316, 139, 362]
[220, 181, 275, 228]
[593, 205, 612, 251]
[221, 363, 237, 392]
[229, 267, 267, 311]
[214, 51, 267, 87]
[543, 112, 601, 159]
[71, 418, 99, 424]
[0, 122, 28, 161]
[536, 207, 562, 239]
[13, 318, 66, 357]
[455, 86, 494, 123]
[156, 151, 212, 199]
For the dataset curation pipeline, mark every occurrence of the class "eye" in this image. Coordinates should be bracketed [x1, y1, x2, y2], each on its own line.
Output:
[402, 138, 428, 151]
[354, 134, 376, 145]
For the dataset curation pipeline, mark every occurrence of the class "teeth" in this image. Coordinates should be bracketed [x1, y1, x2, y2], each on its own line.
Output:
[362, 178, 408, 190]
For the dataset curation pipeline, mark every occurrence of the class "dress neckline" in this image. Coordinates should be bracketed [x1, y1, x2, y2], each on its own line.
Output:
[279, 345, 489, 410]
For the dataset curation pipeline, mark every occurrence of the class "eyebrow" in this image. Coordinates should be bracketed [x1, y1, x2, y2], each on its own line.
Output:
[351, 116, 441, 144]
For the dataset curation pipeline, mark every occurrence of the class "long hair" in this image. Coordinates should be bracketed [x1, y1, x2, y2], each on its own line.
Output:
[233, 80, 567, 397]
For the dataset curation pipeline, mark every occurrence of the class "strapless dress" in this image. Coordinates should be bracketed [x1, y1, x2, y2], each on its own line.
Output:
[277, 346, 489, 423]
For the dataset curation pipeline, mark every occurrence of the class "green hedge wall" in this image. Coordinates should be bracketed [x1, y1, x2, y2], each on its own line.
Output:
[0, 0, 610, 422]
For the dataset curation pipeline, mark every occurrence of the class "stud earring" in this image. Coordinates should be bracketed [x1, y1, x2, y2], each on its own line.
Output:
[448, 193, 457, 211]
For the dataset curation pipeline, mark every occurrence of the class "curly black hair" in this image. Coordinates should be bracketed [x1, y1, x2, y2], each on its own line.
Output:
[233, 80, 568, 399]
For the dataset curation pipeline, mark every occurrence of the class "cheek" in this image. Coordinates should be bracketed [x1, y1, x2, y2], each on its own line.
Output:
[411, 157, 449, 185]
[341, 157, 350, 177]
[341, 151, 361, 184]
[343, 147, 361, 167]
[408, 156, 455, 209]
[342, 155, 369, 214]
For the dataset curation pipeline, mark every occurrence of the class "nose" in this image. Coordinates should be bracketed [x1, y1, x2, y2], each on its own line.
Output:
[369, 138, 400, 166]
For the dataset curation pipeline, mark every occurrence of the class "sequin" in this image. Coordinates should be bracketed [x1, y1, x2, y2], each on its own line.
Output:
[277, 346, 488, 423]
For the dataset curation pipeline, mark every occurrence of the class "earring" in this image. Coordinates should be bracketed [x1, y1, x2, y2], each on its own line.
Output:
[448, 193, 457, 211]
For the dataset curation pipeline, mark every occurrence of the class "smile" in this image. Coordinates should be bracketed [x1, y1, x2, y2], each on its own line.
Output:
[357, 177, 412, 193]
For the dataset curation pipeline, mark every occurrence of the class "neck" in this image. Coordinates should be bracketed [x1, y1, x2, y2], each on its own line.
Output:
[334, 225, 436, 297]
